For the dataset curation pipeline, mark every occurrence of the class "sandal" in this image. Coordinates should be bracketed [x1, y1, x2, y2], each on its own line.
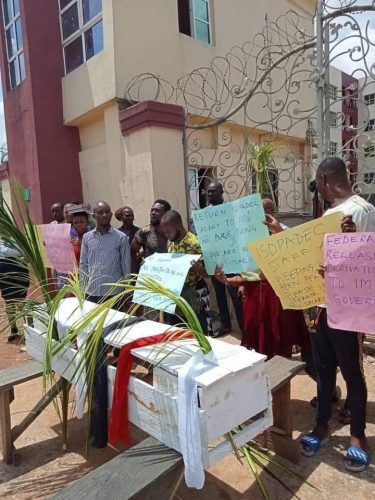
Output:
[212, 326, 231, 338]
[344, 447, 369, 472]
[300, 433, 329, 457]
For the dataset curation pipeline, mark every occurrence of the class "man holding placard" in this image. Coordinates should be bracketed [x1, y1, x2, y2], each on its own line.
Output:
[301, 157, 374, 472]
[161, 210, 209, 333]
[195, 182, 253, 336]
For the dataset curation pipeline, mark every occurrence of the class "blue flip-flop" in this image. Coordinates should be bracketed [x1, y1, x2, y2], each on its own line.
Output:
[300, 433, 329, 457]
[344, 447, 370, 472]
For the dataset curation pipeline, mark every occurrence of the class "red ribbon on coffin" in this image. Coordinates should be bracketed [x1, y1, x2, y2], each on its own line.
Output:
[109, 331, 192, 447]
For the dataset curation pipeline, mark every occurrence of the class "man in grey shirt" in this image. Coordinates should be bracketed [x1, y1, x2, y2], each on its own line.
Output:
[80, 201, 130, 309]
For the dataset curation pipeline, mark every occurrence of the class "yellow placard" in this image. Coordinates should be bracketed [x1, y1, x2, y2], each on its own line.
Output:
[36, 225, 53, 268]
[248, 212, 343, 309]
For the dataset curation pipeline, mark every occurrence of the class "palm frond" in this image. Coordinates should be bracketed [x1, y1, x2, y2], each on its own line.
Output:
[0, 183, 315, 498]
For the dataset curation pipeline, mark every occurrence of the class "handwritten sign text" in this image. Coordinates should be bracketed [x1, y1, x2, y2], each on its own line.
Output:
[325, 232, 375, 334]
[248, 213, 343, 309]
[192, 194, 268, 274]
[133, 252, 201, 313]
[40, 224, 74, 274]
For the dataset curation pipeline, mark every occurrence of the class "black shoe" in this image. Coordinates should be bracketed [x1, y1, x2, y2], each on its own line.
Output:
[338, 404, 351, 425]
[212, 326, 231, 338]
[8, 329, 20, 342]
[310, 386, 341, 408]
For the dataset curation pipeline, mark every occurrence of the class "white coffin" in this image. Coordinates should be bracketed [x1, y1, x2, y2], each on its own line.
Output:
[25, 320, 272, 468]
[25, 325, 78, 381]
[107, 338, 272, 467]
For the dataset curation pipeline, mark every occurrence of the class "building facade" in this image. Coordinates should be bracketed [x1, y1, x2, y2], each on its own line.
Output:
[358, 75, 375, 204]
[328, 67, 358, 177]
[0, 0, 316, 224]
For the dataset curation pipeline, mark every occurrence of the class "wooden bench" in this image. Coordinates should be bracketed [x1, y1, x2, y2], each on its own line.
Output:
[0, 360, 62, 465]
[52, 436, 184, 500]
[52, 355, 305, 499]
[260, 355, 306, 464]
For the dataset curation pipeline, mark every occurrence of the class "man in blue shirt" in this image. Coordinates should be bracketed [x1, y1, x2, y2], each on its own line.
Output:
[80, 201, 130, 309]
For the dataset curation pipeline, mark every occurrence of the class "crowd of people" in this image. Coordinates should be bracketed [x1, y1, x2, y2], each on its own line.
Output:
[0, 156, 372, 472]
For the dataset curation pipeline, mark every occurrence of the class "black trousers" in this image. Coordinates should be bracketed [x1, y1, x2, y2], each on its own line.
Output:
[311, 309, 367, 439]
[211, 276, 243, 330]
[0, 258, 30, 333]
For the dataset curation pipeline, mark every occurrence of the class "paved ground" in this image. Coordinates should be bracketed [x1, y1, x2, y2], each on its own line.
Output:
[0, 325, 374, 499]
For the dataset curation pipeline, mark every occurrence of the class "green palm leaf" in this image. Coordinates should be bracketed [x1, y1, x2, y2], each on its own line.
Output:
[0, 181, 316, 498]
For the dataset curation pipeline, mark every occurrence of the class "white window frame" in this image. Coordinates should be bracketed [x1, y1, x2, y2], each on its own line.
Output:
[365, 93, 375, 106]
[329, 111, 337, 128]
[366, 118, 375, 132]
[2, 0, 25, 89]
[58, 0, 103, 74]
[190, 0, 212, 44]
[329, 141, 337, 156]
[328, 84, 337, 101]
[364, 145, 375, 158]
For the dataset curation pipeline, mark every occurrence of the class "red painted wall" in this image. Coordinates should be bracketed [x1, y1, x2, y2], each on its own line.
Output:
[0, 0, 82, 223]
[341, 72, 358, 175]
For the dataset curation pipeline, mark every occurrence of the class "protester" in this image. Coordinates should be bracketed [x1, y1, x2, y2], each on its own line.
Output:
[114, 207, 124, 223]
[160, 210, 211, 334]
[213, 198, 310, 358]
[0, 240, 30, 341]
[131, 199, 171, 260]
[50, 202, 65, 224]
[63, 203, 76, 225]
[117, 207, 139, 242]
[206, 181, 243, 336]
[261, 198, 288, 230]
[301, 157, 374, 472]
[71, 211, 90, 265]
[117, 206, 140, 274]
[79, 201, 130, 309]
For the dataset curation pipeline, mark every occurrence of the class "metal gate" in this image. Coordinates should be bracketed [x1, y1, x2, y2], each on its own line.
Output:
[125, 1, 375, 218]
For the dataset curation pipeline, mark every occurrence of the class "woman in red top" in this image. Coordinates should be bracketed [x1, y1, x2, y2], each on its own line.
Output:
[71, 211, 90, 265]
[214, 199, 310, 359]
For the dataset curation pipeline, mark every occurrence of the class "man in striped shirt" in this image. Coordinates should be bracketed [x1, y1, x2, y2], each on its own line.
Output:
[79, 201, 130, 309]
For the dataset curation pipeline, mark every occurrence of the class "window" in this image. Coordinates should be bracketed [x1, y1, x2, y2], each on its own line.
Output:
[328, 84, 337, 100]
[365, 93, 375, 106]
[59, 0, 103, 74]
[329, 111, 337, 128]
[366, 119, 375, 131]
[2, 0, 25, 89]
[328, 142, 337, 156]
[178, 0, 212, 44]
[364, 145, 375, 158]
[364, 173, 375, 184]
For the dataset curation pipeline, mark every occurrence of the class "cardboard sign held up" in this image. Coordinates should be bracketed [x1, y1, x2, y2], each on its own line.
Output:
[325, 232, 375, 335]
[248, 213, 343, 309]
[133, 252, 201, 314]
[40, 224, 74, 273]
[192, 194, 268, 275]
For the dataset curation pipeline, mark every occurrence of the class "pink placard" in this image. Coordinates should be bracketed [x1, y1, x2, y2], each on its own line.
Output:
[324, 232, 375, 335]
[41, 224, 74, 274]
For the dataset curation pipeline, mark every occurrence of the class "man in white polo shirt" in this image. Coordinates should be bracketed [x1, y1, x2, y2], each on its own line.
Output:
[301, 157, 374, 472]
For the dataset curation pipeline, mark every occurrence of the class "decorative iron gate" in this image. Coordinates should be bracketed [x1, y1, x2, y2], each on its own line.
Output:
[125, 1, 375, 217]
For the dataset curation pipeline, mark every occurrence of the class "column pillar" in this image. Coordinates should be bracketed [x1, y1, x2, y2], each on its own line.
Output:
[119, 101, 187, 225]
